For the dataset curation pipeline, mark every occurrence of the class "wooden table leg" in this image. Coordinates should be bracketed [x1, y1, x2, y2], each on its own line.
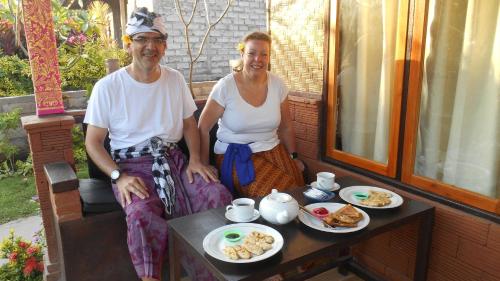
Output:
[168, 229, 181, 281]
[413, 208, 435, 281]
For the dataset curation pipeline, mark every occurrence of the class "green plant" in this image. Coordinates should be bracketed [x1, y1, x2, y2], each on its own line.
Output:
[0, 56, 33, 97]
[15, 154, 33, 177]
[0, 229, 44, 281]
[72, 125, 87, 164]
[0, 108, 21, 177]
[59, 38, 130, 93]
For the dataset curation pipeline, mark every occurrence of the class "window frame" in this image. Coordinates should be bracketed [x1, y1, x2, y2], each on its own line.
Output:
[324, 0, 500, 214]
[400, 0, 500, 214]
[325, 0, 409, 178]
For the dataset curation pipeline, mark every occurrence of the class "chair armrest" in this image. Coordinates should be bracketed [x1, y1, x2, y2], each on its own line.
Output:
[44, 162, 79, 193]
[44, 161, 82, 222]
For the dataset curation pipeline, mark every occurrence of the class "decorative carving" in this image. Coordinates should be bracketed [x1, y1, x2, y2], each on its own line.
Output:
[22, 0, 64, 115]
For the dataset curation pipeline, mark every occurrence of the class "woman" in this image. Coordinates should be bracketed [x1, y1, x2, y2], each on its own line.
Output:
[199, 31, 304, 198]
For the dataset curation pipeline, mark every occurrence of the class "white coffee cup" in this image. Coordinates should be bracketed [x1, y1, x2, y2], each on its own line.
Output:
[226, 198, 255, 221]
[316, 172, 335, 190]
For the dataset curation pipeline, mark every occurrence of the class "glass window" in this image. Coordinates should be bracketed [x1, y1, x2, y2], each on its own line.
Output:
[414, 0, 500, 198]
[335, 0, 401, 164]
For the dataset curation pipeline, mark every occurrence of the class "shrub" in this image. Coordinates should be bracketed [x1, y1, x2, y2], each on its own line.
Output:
[72, 125, 87, 164]
[0, 108, 22, 178]
[0, 56, 33, 97]
[59, 38, 130, 94]
[0, 229, 44, 281]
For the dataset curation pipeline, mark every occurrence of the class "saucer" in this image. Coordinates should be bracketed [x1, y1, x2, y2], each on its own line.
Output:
[303, 188, 335, 202]
[225, 209, 260, 223]
[311, 181, 340, 192]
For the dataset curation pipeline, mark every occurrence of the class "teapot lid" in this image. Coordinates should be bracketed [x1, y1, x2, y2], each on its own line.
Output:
[269, 189, 293, 203]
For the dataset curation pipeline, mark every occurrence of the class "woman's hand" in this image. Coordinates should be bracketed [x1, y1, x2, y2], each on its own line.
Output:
[116, 173, 149, 206]
[186, 160, 220, 183]
[293, 159, 305, 172]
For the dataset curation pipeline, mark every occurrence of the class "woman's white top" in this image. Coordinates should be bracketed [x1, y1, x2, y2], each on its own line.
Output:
[209, 72, 288, 154]
[84, 66, 197, 150]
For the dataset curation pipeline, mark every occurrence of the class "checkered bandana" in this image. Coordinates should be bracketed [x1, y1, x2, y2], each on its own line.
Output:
[112, 137, 177, 214]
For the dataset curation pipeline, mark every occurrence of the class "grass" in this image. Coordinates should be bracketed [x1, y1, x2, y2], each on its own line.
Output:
[0, 163, 89, 224]
[0, 175, 39, 224]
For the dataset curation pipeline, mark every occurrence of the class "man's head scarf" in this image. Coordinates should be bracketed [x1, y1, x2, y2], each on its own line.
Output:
[125, 7, 167, 37]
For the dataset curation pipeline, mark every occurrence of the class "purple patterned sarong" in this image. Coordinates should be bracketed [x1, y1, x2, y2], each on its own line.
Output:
[111, 147, 232, 280]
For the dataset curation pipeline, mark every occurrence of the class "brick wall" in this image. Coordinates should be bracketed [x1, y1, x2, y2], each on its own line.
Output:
[149, 0, 266, 82]
[289, 92, 500, 281]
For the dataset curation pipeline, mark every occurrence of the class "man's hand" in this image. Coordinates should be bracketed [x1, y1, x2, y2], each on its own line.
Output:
[294, 159, 305, 172]
[116, 173, 149, 206]
[186, 160, 219, 183]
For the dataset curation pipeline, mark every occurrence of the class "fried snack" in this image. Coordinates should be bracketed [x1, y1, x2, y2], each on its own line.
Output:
[360, 190, 392, 207]
[223, 246, 238, 260]
[243, 241, 264, 256]
[263, 235, 274, 244]
[257, 240, 273, 251]
[233, 245, 251, 259]
[224, 231, 274, 260]
[324, 204, 363, 227]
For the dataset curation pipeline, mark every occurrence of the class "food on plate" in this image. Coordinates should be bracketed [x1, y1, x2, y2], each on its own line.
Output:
[222, 231, 275, 260]
[223, 246, 239, 260]
[359, 190, 392, 207]
[257, 240, 273, 251]
[243, 241, 265, 256]
[324, 204, 363, 227]
[312, 207, 329, 218]
[233, 245, 251, 259]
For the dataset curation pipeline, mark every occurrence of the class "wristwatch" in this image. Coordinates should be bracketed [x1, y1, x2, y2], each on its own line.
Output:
[110, 169, 122, 183]
[290, 152, 298, 159]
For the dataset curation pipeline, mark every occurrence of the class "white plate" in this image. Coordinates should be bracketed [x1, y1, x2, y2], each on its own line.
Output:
[339, 186, 404, 209]
[202, 223, 284, 263]
[310, 181, 340, 192]
[298, 203, 370, 233]
[225, 209, 260, 223]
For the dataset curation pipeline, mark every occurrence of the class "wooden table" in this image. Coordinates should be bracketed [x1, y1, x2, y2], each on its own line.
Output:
[167, 177, 434, 281]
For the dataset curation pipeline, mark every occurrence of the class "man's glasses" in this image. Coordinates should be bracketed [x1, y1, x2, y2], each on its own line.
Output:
[132, 35, 168, 45]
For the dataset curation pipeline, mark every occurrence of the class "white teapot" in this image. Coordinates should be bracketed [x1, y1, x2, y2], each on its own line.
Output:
[259, 189, 299, 225]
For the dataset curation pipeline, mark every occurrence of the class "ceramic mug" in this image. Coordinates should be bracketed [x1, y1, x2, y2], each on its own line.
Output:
[316, 172, 335, 190]
[226, 198, 255, 220]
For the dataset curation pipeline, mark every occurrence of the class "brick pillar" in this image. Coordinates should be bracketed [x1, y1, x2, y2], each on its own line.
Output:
[21, 115, 75, 281]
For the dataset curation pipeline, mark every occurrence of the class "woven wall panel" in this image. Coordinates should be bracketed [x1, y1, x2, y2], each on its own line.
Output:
[269, 0, 326, 94]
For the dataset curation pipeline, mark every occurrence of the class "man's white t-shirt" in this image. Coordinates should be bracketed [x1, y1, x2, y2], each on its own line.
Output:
[84, 66, 197, 150]
[209, 72, 288, 154]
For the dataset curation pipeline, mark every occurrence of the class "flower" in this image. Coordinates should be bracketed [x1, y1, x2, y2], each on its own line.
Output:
[23, 257, 38, 276]
[66, 31, 87, 46]
[122, 34, 132, 45]
[18, 241, 28, 248]
[27, 246, 39, 255]
[1, 230, 45, 280]
[237, 42, 245, 52]
[8, 252, 18, 262]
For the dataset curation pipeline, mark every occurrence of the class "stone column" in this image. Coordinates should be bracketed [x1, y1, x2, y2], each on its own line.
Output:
[21, 115, 76, 281]
[22, 0, 64, 115]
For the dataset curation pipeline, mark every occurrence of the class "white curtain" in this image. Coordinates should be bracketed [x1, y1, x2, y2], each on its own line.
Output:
[337, 0, 399, 164]
[416, 0, 500, 197]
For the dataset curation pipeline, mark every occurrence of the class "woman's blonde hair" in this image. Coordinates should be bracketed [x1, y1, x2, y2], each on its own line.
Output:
[233, 31, 271, 72]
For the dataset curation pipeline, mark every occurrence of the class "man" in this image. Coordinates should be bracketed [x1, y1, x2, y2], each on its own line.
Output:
[84, 7, 232, 281]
